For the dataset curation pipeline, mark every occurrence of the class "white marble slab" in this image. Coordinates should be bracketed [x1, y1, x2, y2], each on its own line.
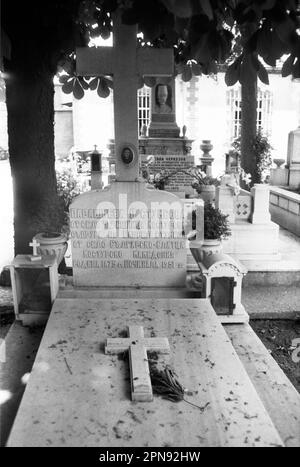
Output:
[7, 298, 283, 447]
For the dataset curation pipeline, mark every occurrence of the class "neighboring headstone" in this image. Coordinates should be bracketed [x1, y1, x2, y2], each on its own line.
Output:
[287, 127, 300, 188]
[141, 154, 195, 196]
[70, 182, 199, 288]
[216, 175, 236, 223]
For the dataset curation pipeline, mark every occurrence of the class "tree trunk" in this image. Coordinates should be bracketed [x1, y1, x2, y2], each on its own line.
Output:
[3, 0, 81, 255]
[6, 68, 62, 254]
[240, 56, 258, 187]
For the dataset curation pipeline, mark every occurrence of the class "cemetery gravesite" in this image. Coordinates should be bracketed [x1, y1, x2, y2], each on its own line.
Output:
[1, 0, 300, 449]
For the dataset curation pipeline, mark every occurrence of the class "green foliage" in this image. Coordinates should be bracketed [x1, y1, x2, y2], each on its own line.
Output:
[58, 54, 114, 100]
[147, 170, 177, 190]
[185, 168, 220, 193]
[232, 131, 272, 184]
[0, 147, 9, 161]
[58, 0, 300, 100]
[55, 165, 88, 233]
[204, 203, 231, 241]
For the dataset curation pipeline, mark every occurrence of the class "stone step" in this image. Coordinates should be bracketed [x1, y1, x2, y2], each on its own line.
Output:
[242, 285, 300, 316]
[0, 321, 45, 446]
[187, 254, 300, 286]
[243, 271, 300, 286]
[225, 323, 300, 447]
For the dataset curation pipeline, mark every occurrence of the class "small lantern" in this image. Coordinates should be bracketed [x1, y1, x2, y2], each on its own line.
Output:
[90, 145, 103, 190]
[197, 252, 248, 323]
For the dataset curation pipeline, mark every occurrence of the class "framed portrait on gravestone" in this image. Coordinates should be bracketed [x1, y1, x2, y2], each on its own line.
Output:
[120, 144, 136, 166]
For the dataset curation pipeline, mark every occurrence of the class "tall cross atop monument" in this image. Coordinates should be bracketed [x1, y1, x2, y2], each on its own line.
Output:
[76, 11, 174, 182]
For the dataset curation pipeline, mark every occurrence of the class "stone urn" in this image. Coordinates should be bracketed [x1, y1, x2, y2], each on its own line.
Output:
[34, 232, 68, 266]
[198, 185, 216, 204]
[200, 139, 213, 157]
[189, 238, 222, 268]
[201, 239, 223, 258]
[273, 158, 285, 168]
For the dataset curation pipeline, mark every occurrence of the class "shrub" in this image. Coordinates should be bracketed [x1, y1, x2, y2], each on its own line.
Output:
[204, 204, 231, 241]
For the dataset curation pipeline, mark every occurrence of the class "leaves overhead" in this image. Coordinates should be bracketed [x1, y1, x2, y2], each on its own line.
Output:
[57, 0, 300, 99]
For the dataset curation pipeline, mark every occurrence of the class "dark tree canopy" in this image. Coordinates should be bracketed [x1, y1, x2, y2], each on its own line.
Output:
[1, 0, 300, 254]
[55, 0, 300, 98]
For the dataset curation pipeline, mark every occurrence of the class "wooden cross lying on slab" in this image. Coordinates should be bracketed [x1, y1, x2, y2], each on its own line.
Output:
[105, 325, 170, 402]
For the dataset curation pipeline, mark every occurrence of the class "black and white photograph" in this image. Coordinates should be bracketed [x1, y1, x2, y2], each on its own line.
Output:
[0, 0, 300, 452]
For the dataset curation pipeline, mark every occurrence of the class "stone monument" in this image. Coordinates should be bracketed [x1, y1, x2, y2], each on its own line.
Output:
[139, 76, 195, 197]
[7, 9, 298, 449]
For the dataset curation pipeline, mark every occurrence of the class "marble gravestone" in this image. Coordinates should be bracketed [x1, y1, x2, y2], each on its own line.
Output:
[70, 182, 194, 288]
[6, 10, 297, 448]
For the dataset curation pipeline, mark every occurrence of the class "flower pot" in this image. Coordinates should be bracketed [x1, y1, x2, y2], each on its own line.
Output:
[189, 240, 203, 266]
[189, 238, 222, 268]
[34, 232, 68, 266]
[201, 238, 222, 260]
[198, 185, 215, 204]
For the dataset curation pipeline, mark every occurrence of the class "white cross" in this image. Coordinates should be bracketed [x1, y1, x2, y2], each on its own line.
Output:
[76, 11, 173, 182]
[29, 238, 40, 256]
[105, 325, 170, 402]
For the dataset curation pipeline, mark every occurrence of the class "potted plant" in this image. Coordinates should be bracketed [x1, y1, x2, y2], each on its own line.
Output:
[186, 167, 220, 203]
[189, 203, 231, 266]
[147, 169, 177, 190]
[33, 202, 69, 267]
[230, 131, 272, 185]
[33, 164, 86, 267]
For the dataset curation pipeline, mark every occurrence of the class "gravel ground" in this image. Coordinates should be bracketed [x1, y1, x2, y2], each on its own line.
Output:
[250, 319, 300, 393]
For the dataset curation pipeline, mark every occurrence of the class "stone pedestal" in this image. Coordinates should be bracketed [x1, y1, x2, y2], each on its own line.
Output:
[270, 168, 289, 186]
[251, 184, 271, 224]
[139, 137, 193, 156]
[200, 140, 214, 176]
[289, 166, 300, 189]
[148, 81, 180, 138]
[287, 127, 300, 189]
[216, 185, 235, 223]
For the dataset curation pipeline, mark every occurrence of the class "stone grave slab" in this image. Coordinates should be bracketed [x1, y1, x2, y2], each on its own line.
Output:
[70, 182, 192, 288]
[7, 298, 283, 447]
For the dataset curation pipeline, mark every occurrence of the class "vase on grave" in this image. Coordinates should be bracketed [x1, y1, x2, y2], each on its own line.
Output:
[201, 239, 223, 258]
[197, 185, 216, 204]
[200, 140, 214, 176]
[34, 232, 68, 266]
[273, 158, 285, 168]
[189, 238, 222, 267]
[200, 140, 213, 157]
